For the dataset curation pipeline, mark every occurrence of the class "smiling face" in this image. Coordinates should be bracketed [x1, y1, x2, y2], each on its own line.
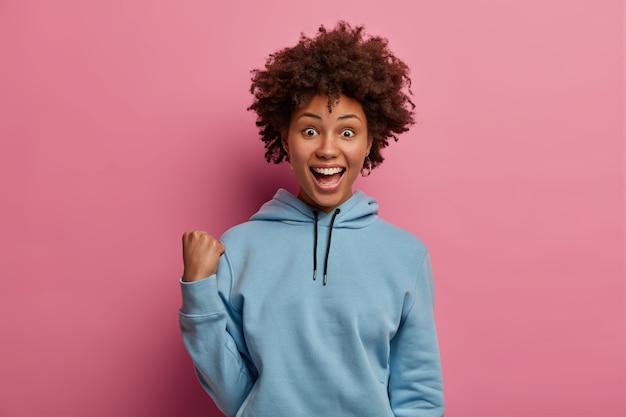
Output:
[282, 94, 372, 213]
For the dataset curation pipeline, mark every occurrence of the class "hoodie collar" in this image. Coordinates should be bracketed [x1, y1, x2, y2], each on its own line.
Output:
[250, 188, 378, 229]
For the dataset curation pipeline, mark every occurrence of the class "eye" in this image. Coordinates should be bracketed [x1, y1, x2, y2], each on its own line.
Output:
[341, 129, 355, 138]
[303, 128, 317, 137]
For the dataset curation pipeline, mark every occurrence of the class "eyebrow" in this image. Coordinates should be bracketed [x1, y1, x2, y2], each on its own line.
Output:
[337, 114, 362, 122]
[296, 112, 363, 122]
[296, 112, 322, 121]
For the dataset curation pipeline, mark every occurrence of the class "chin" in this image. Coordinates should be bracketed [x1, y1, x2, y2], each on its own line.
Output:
[311, 193, 348, 212]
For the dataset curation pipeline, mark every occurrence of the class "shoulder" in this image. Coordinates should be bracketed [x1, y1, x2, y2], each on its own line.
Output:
[372, 217, 428, 255]
[220, 220, 265, 246]
[220, 217, 296, 253]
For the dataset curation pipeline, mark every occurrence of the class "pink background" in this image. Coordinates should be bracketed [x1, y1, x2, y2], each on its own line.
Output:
[0, 1, 623, 416]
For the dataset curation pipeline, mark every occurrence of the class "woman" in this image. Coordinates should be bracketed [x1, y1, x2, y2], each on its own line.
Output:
[179, 22, 444, 417]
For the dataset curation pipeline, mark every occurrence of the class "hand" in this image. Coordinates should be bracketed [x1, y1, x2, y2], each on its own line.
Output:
[181, 231, 226, 282]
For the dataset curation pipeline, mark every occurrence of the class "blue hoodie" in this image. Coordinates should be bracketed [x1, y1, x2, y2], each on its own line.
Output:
[179, 189, 444, 417]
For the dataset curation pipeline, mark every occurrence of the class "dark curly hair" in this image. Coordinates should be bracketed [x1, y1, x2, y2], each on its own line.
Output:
[248, 21, 414, 170]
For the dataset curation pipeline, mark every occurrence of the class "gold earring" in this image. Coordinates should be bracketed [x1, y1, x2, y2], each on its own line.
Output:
[361, 155, 372, 177]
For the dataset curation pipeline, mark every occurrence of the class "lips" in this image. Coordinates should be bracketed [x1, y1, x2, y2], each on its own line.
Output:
[310, 167, 345, 188]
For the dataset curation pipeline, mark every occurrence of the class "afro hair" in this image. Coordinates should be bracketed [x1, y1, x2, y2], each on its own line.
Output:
[248, 21, 415, 170]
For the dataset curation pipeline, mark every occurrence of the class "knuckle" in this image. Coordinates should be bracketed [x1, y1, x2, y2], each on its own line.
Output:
[192, 230, 206, 240]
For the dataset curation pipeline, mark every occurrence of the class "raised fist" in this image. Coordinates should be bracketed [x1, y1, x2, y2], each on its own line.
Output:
[181, 231, 225, 282]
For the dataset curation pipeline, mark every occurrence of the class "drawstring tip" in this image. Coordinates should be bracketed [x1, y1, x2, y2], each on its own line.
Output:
[323, 274, 327, 286]
[313, 270, 317, 281]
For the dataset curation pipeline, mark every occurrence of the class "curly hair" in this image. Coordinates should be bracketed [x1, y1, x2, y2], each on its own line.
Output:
[248, 21, 414, 170]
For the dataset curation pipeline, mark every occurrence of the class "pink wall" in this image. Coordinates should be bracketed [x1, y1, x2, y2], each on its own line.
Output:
[0, 1, 623, 416]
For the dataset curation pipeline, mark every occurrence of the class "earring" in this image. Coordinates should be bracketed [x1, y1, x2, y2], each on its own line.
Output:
[361, 155, 372, 177]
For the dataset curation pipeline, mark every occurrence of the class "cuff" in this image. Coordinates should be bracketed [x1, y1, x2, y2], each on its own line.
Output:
[179, 275, 224, 316]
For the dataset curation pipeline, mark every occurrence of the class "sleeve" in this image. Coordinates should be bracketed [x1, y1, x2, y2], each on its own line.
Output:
[388, 252, 445, 417]
[178, 251, 256, 417]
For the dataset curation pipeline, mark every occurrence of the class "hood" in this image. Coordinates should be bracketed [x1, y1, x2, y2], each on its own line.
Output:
[250, 189, 379, 286]
[250, 188, 378, 229]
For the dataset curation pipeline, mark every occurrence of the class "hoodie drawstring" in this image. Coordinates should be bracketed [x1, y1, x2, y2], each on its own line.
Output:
[324, 209, 341, 285]
[312, 210, 319, 282]
[312, 208, 341, 286]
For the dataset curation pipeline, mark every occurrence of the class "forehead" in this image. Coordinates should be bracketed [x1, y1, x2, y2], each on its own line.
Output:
[292, 94, 366, 120]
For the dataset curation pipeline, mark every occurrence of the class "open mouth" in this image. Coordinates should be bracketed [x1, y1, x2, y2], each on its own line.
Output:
[310, 167, 345, 188]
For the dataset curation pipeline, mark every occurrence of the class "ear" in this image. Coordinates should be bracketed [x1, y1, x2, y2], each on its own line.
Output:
[281, 130, 289, 153]
[366, 136, 373, 155]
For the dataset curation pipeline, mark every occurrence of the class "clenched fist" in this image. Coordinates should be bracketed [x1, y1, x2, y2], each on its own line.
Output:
[181, 231, 226, 282]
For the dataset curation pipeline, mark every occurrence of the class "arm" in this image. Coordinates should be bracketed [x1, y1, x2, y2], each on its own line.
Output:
[389, 253, 444, 417]
[178, 232, 256, 417]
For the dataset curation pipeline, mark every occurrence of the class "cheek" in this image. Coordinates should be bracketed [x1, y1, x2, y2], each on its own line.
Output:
[351, 143, 370, 161]
[289, 141, 314, 161]
[289, 149, 311, 171]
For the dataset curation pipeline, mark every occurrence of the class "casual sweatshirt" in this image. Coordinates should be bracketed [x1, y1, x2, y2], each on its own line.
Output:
[179, 189, 444, 417]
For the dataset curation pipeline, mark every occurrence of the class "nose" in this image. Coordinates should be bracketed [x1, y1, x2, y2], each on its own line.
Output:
[315, 136, 339, 159]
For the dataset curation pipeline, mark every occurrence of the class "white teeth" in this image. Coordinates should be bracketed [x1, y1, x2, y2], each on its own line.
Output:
[312, 167, 343, 175]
